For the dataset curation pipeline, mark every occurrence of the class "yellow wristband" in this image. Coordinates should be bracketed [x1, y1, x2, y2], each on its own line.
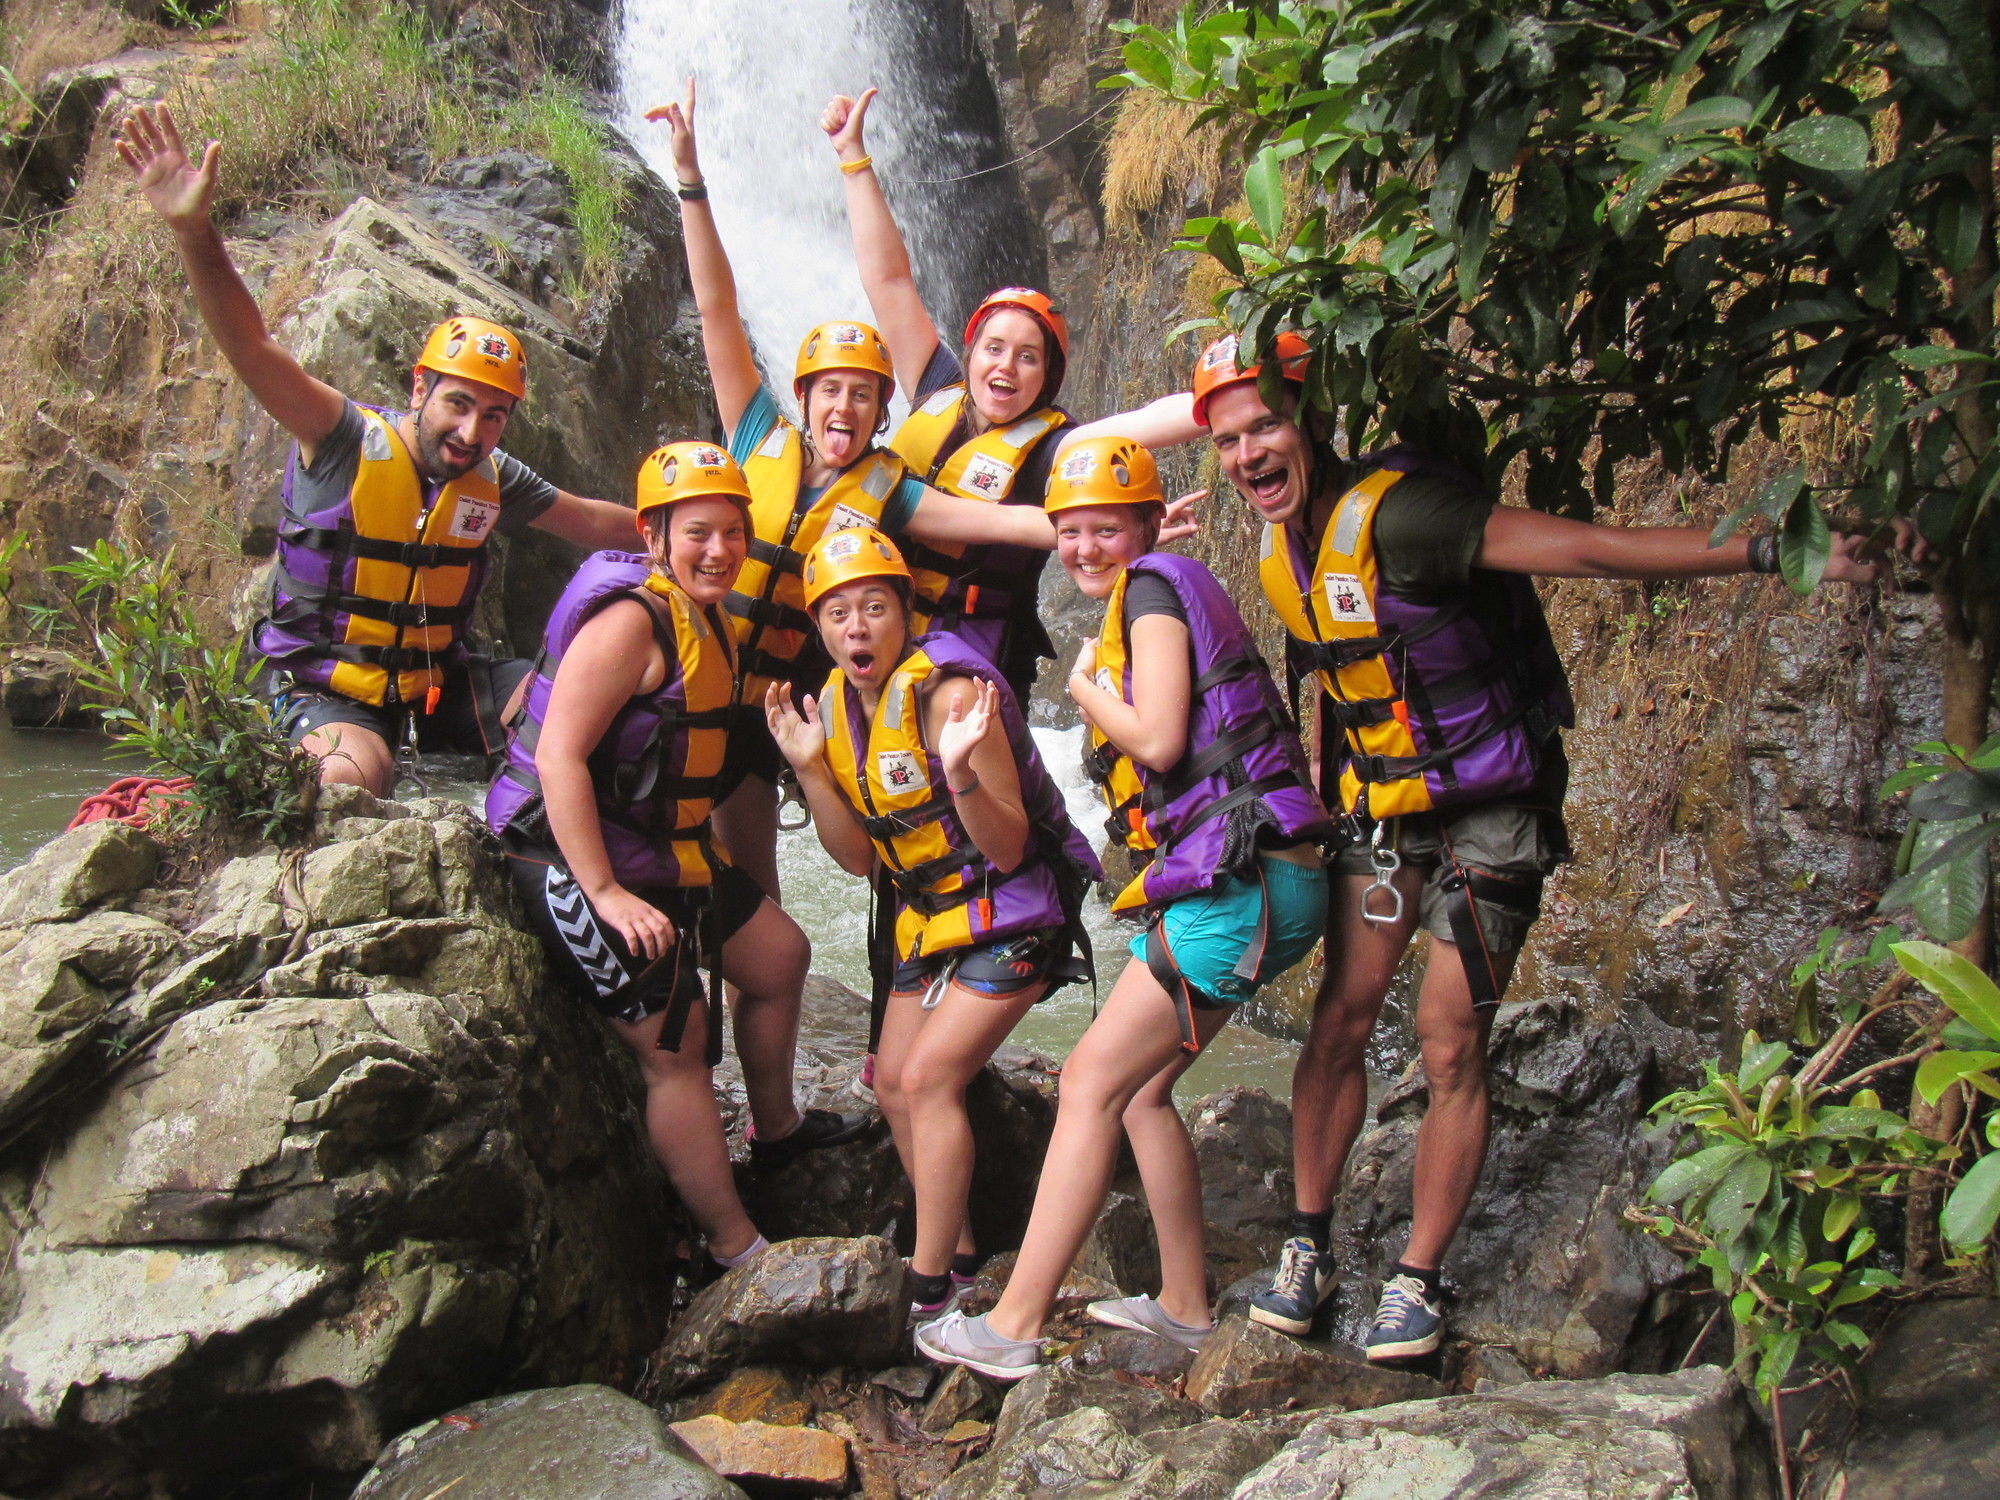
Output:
[839, 155, 874, 176]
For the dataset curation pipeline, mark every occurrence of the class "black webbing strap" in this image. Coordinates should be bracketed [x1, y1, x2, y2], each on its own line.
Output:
[1433, 826, 1541, 1012]
[724, 591, 815, 637]
[859, 794, 954, 843]
[276, 568, 476, 628]
[1146, 719, 1281, 810]
[866, 866, 896, 1051]
[1142, 917, 1208, 1056]
[282, 525, 479, 570]
[1344, 700, 1529, 787]
[746, 535, 807, 574]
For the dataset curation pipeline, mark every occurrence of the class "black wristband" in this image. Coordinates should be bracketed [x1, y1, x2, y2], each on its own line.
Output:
[677, 181, 708, 201]
[1748, 534, 1780, 574]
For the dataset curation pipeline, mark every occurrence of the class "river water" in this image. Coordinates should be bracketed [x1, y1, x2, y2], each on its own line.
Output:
[0, 722, 1300, 1099]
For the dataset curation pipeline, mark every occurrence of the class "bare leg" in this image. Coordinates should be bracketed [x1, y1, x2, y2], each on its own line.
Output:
[611, 1000, 758, 1259]
[1290, 868, 1424, 1213]
[901, 980, 1043, 1277]
[873, 987, 930, 1190]
[714, 773, 781, 900]
[297, 721, 395, 795]
[718, 896, 811, 1140]
[1121, 1046, 1211, 1327]
[1399, 940, 1509, 1269]
[986, 960, 1230, 1343]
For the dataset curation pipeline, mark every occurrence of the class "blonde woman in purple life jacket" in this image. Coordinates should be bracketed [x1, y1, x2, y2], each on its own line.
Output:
[766, 528, 1099, 1322]
[914, 438, 1334, 1382]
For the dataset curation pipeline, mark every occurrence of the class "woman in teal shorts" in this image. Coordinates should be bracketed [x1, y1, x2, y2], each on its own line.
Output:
[915, 436, 1335, 1379]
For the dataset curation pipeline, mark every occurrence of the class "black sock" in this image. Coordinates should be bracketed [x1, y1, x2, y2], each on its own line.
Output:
[1393, 1261, 1441, 1300]
[1289, 1210, 1334, 1253]
[950, 1252, 983, 1279]
[909, 1269, 951, 1306]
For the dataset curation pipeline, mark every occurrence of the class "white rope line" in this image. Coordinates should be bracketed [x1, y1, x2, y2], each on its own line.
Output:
[874, 96, 1122, 187]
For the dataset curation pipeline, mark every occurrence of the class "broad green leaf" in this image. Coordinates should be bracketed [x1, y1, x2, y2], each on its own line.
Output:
[1941, 1151, 2000, 1248]
[1822, 1192, 1861, 1242]
[1779, 492, 1831, 595]
[1665, 97, 1752, 136]
[1739, 1038, 1791, 1092]
[1610, 142, 1707, 235]
[1811, 1107, 1907, 1139]
[1770, 115, 1870, 174]
[1245, 145, 1286, 242]
[1893, 942, 2000, 1040]
[1757, 1327, 1801, 1394]
[1892, 345, 1990, 370]
[1650, 1141, 1748, 1204]
[1707, 1152, 1773, 1238]
[1932, 180, 1983, 274]
[1825, 1318, 1871, 1353]
[1915, 1050, 2000, 1105]
[1879, 822, 1999, 935]
[1890, 4, 1953, 67]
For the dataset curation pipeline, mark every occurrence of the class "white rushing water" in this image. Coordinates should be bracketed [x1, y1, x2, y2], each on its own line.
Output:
[614, 0, 1030, 418]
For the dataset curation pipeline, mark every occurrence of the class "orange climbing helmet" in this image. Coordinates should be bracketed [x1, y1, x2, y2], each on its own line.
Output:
[1189, 330, 1311, 427]
[794, 321, 896, 400]
[1044, 435, 1164, 515]
[634, 441, 753, 526]
[801, 527, 913, 610]
[417, 316, 527, 400]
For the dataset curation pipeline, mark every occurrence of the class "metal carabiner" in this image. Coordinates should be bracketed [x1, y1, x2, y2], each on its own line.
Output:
[1359, 820, 1405, 925]
[390, 711, 429, 800]
[775, 767, 812, 832]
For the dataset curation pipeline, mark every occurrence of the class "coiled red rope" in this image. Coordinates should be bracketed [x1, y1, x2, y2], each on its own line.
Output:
[67, 776, 193, 830]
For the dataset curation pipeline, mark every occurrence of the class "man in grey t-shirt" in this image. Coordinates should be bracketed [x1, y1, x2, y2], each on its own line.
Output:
[120, 103, 640, 795]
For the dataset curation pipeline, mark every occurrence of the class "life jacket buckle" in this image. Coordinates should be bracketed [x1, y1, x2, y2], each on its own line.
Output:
[1359, 820, 1404, 926]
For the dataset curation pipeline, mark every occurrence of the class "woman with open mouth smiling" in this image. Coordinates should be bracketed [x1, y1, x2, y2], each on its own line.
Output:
[913, 437, 1333, 1382]
[649, 82, 1085, 1025]
[766, 528, 1100, 1323]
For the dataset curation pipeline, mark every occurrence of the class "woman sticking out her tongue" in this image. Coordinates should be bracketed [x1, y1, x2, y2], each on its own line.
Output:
[649, 78, 1086, 940]
[822, 88, 1204, 706]
[910, 438, 1335, 1381]
[767, 529, 1099, 1323]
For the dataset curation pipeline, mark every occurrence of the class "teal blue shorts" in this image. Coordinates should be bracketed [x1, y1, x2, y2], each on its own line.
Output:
[1131, 853, 1329, 1008]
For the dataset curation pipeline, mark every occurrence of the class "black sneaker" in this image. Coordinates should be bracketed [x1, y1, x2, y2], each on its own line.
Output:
[1248, 1236, 1335, 1336]
[1363, 1272, 1444, 1361]
[747, 1106, 869, 1167]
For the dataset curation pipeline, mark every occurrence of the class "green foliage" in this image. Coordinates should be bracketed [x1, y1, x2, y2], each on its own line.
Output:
[1639, 1031, 1940, 1399]
[159, 0, 230, 31]
[1116, 1, 1998, 585]
[40, 541, 313, 845]
[497, 82, 631, 298]
[1878, 735, 2000, 942]
[1894, 941, 2000, 1251]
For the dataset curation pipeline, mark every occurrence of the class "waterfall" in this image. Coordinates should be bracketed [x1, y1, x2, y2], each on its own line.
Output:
[614, 0, 1041, 413]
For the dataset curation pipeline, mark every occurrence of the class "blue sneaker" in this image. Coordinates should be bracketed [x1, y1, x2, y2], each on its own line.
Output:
[1363, 1273, 1443, 1361]
[1248, 1237, 1335, 1336]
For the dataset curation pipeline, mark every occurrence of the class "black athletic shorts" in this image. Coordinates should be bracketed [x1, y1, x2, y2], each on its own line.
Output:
[504, 838, 764, 1025]
[271, 655, 532, 759]
[716, 710, 785, 802]
[889, 928, 1067, 1000]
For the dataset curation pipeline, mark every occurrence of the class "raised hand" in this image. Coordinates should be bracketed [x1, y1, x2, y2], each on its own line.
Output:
[590, 882, 678, 962]
[937, 678, 999, 783]
[116, 103, 219, 229]
[1822, 517, 1935, 585]
[1159, 487, 1206, 546]
[820, 87, 877, 163]
[643, 76, 702, 185]
[765, 682, 826, 771]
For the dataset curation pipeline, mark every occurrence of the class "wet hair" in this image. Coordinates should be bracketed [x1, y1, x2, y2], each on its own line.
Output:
[965, 306, 1066, 407]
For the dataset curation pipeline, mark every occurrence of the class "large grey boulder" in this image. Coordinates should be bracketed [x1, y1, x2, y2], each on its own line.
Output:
[1232, 1366, 1767, 1500]
[353, 1385, 748, 1500]
[1830, 1297, 2000, 1499]
[1327, 994, 1686, 1375]
[0, 820, 159, 927]
[1184, 1316, 1443, 1417]
[0, 799, 680, 1494]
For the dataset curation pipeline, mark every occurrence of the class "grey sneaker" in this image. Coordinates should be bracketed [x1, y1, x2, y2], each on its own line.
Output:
[1363, 1273, 1444, 1361]
[912, 1309, 1041, 1381]
[1248, 1236, 1335, 1336]
[1085, 1294, 1214, 1351]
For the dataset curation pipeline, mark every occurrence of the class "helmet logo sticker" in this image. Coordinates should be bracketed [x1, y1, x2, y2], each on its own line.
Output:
[824, 532, 865, 562]
[692, 444, 727, 468]
[475, 333, 513, 362]
[1059, 449, 1097, 482]
[1200, 335, 1240, 371]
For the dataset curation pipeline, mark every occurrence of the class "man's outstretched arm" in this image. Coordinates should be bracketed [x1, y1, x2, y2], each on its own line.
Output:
[1475, 505, 1930, 585]
[118, 103, 345, 455]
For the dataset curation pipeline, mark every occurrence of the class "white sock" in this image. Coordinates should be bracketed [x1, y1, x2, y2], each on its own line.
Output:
[713, 1233, 769, 1270]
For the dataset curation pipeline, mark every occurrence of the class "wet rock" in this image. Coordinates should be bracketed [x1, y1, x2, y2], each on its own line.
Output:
[922, 1363, 1001, 1435]
[1326, 994, 1686, 1377]
[651, 1237, 906, 1396]
[669, 1414, 850, 1495]
[1069, 1327, 1198, 1384]
[1183, 1316, 1443, 1417]
[1232, 1365, 1763, 1500]
[1831, 1297, 2000, 1500]
[679, 1367, 814, 1427]
[1188, 1087, 1296, 1262]
[940, 1404, 1156, 1500]
[992, 1361, 1203, 1451]
[354, 1385, 747, 1499]
[0, 820, 160, 927]
[0, 648, 97, 728]
[1117, 1418, 1292, 1500]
